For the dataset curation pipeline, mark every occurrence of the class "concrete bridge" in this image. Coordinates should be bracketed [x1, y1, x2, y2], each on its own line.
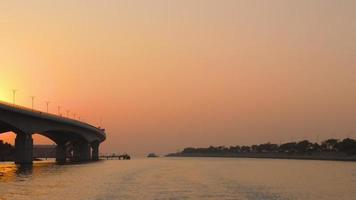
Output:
[0, 101, 106, 164]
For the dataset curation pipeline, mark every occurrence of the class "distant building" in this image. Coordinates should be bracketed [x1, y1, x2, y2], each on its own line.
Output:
[33, 145, 56, 158]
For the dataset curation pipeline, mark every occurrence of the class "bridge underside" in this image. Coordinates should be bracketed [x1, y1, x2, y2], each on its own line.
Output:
[0, 128, 101, 164]
[13, 131, 100, 164]
[0, 104, 105, 165]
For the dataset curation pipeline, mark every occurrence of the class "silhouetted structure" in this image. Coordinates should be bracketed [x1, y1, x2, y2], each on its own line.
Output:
[147, 153, 159, 158]
[101, 153, 131, 160]
[0, 140, 14, 161]
[0, 101, 106, 164]
[33, 145, 56, 159]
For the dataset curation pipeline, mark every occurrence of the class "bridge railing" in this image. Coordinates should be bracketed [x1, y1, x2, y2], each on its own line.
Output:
[0, 100, 105, 133]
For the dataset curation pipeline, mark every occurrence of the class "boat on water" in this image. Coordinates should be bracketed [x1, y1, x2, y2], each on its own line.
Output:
[147, 153, 159, 158]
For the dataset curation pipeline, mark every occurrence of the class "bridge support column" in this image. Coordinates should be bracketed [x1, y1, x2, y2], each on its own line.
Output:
[15, 132, 33, 164]
[91, 142, 99, 161]
[80, 142, 91, 161]
[73, 141, 91, 162]
[73, 143, 80, 162]
[56, 143, 67, 163]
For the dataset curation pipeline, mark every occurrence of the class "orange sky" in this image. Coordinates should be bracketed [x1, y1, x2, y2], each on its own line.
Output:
[1, 0, 356, 155]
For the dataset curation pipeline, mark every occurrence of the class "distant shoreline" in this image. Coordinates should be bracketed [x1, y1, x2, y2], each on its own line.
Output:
[166, 152, 356, 162]
[166, 138, 356, 162]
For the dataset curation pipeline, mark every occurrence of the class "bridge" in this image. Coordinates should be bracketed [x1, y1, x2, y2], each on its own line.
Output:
[0, 101, 106, 164]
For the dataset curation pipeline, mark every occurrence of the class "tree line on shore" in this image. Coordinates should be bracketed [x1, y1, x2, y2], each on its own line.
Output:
[174, 138, 356, 156]
[0, 140, 14, 161]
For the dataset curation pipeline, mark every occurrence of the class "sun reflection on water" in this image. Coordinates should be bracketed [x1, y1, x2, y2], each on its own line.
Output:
[0, 162, 56, 182]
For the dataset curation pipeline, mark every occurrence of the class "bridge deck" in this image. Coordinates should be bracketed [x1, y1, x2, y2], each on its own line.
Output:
[0, 100, 105, 138]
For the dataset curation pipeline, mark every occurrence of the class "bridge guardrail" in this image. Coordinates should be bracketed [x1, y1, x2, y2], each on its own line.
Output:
[0, 100, 106, 137]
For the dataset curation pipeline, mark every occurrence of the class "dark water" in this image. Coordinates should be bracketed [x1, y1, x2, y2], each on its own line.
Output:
[0, 158, 355, 200]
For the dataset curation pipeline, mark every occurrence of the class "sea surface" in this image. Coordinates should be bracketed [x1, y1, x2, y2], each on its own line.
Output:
[0, 157, 355, 200]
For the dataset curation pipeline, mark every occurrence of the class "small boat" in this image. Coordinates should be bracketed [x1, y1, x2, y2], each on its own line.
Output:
[147, 153, 159, 158]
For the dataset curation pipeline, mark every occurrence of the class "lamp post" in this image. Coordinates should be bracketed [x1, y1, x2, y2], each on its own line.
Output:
[12, 89, 17, 105]
[57, 106, 61, 116]
[45, 101, 50, 113]
[30, 96, 35, 110]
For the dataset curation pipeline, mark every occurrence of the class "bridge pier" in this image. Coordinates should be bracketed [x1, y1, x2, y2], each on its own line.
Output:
[15, 132, 33, 164]
[73, 141, 91, 162]
[80, 142, 91, 161]
[56, 142, 67, 163]
[91, 142, 99, 161]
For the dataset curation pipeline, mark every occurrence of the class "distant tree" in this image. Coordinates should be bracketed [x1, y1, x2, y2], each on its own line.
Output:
[260, 143, 278, 153]
[0, 140, 14, 161]
[337, 138, 356, 155]
[251, 145, 258, 152]
[229, 145, 240, 153]
[278, 142, 297, 153]
[217, 146, 228, 153]
[241, 146, 251, 153]
[296, 140, 313, 154]
[182, 147, 196, 154]
[311, 143, 321, 152]
[322, 139, 339, 152]
[207, 146, 218, 153]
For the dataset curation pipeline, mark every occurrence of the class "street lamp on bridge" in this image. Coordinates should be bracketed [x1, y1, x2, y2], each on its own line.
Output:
[66, 110, 70, 117]
[12, 89, 17, 105]
[45, 101, 50, 113]
[30, 96, 35, 110]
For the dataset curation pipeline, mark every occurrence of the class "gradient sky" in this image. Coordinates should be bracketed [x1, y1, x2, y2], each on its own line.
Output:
[0, 0, 356, 155]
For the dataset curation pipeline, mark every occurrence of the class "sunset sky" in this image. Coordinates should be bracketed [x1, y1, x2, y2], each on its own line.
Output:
[0, 0, 356, 155]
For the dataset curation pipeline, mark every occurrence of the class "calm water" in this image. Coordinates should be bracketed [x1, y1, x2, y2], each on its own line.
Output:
[0, 158, 355, 200]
